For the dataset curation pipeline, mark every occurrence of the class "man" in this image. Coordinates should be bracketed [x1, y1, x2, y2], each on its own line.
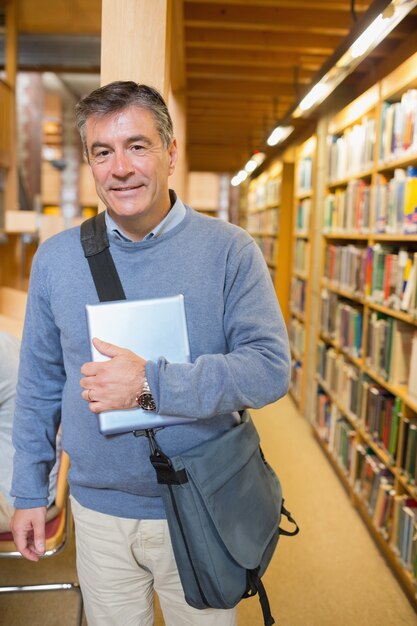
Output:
[0, 332, 20, 532]
[0, 332, 60, 532]
[11, 82, 290, 626]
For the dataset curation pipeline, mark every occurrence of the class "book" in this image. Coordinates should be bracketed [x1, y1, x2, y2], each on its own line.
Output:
[389, 320, 415, 386]
[404, 166, 417, 234]
[404, 423, 417, 481]
[408, 332, 417, 402]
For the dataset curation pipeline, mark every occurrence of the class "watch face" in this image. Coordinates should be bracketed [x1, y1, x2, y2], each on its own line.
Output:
[140, 393, 156, 411]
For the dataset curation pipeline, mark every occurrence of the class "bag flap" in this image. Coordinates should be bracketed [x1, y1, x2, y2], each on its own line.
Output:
[171, 411, 282, 569]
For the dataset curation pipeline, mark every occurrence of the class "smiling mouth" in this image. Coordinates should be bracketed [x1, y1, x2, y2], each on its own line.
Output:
[111, 185, 143, 191]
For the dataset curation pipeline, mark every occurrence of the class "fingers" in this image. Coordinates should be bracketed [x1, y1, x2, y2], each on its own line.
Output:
[92, 337, 126, 358]
[81, 388, 102, 413]
[11, 508, 47, 562]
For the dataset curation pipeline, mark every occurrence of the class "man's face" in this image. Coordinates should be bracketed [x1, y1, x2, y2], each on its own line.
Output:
[85, 106, 177, 232]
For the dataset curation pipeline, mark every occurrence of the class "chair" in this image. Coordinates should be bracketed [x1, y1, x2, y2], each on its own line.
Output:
[0, 451, 84, 625]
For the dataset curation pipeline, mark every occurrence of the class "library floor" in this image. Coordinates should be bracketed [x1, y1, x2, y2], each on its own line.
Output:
[1, 395, 417, 625]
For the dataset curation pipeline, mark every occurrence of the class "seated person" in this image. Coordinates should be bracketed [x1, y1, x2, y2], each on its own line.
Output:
[0, 332, 61, 533]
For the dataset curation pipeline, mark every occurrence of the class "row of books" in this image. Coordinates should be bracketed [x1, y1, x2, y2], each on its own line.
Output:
[248, 176, 281, 211]
[316, 397, 417, 579]
[353, 446, 395, 533]
[253, 236, 277, 265]
[296, 156, 313, 195]
[392, 494, 417, 577]
[354, 444, 417, 576]
[320, 290, 362, 358]
[295, 198, 312, 234]
[289, 317, 305, 357]
[317, 345, 358, 416]
[290, 277, 306, 316]
[290, 359, 302, 401]
[293, 239, 310, 274]
[247, 207, 279, 234]
[380, 89, 417, 163]
[323, 242, 417, 316]
[360, 385, 416, 483]
[315, 395, 355, 475]
[361, 385, 400, 460]
[317, 344, 399, 458]
[364, 245, 415, 310]
[315, 387, 332, 441]
[328, 117, 376, 182]
[317, 339, 417, 480]
[323, 243, 367, 295]
[366, 392, 417, 484]
[324, 180, 371, 232]
[366, 313, 414, 386]
[324, 171, 417, 235]
[374, 167, 417, 234]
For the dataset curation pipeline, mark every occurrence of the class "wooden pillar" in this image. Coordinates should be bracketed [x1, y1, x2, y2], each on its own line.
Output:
[101, 0, 172, 99]
[168, 88, 187, 200]
[100, 0, 189, 204]
[4, 0, 18, 212]
[169, 0, 188, 201]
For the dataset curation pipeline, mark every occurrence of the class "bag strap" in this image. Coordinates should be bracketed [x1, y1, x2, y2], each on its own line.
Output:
[279, 501, 300, 537]
[80, 212, 126, 302]
[244, 570, 275, 626]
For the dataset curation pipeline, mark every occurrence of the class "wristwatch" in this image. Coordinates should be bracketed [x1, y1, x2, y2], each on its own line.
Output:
[136, 377, 156, 411]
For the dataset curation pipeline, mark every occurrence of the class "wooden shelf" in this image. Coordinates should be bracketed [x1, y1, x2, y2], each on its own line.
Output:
[311, 47, 417, 610]
[327, 167, 374, 188]
[243, 159, 294, 325]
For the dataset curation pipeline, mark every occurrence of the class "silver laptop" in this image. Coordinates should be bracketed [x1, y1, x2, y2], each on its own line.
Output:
[85, 294, 196, 435]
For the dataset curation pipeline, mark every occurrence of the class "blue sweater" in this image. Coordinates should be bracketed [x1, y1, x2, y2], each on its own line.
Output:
[12, 205, 290, 519]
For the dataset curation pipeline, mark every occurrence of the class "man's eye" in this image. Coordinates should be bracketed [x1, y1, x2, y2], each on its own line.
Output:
[132, 144, 145, 151]
[98, 150, 110, 157]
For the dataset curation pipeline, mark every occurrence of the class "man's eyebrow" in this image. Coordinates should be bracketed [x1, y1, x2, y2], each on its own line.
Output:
[128, 135, 152, 145]
[90, 141, 112, 153]
[90, 135, 152, 153]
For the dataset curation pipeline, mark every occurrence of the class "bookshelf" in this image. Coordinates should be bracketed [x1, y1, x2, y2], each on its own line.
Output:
[289, 137, 316, 411]
[313, 51, 417, 607]
[245, 159, 294, 323]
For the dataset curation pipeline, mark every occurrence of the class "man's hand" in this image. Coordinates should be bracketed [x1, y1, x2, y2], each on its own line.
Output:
[11, 507, 47, 561]
[80, 337, 147, 413]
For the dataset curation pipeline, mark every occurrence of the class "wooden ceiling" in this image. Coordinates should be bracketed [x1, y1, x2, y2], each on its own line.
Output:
[3, 0, 417, 173]
[183, 0, 417, 172]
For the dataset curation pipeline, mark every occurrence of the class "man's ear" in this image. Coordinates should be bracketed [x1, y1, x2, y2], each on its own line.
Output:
[168, 139, 178, 175]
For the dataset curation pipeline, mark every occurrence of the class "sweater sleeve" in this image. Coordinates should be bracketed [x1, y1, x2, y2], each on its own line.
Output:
[11, 251, 65, 509]
[146, 239, 290, 419]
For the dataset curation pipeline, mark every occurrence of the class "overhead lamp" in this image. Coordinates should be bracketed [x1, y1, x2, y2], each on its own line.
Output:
[244, 151, 266, 173]
[292, 0, 417, 118]
[267, 125, 294, 147]
[299, 83, 330, 112]
[231, 170, 248, 187]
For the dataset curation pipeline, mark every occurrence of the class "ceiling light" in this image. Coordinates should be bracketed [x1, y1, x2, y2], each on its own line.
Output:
[244, 151, 266, 173]
[350, 13, 387, 58]
[299, 82, 330, 112]
[292, 0, 417, 118]
[231, 170, 248, 187]
[267, 126, 294, 147]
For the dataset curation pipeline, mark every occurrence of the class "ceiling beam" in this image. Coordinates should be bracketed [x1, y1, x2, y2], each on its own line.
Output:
[188, 78, 298, 98]
[184, 5, 358, 34]
[186, 27, 341, 53]
[186, 64, 314, 84]
[170, 0, 186, 93]
[186, 49, 328, 70]
[17, 0, 101, 34]
[184, 1, 371, 11]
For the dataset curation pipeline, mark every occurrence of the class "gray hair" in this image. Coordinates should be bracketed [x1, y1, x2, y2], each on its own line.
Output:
[75, 81, 174, 153]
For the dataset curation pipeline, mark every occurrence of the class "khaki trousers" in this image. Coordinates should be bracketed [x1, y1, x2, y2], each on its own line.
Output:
[0, 493, 14, 532]
[70, 497, 237, 626]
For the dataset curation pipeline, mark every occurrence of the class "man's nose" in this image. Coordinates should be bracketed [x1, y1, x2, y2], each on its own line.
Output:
[112, 150, 134, 176]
